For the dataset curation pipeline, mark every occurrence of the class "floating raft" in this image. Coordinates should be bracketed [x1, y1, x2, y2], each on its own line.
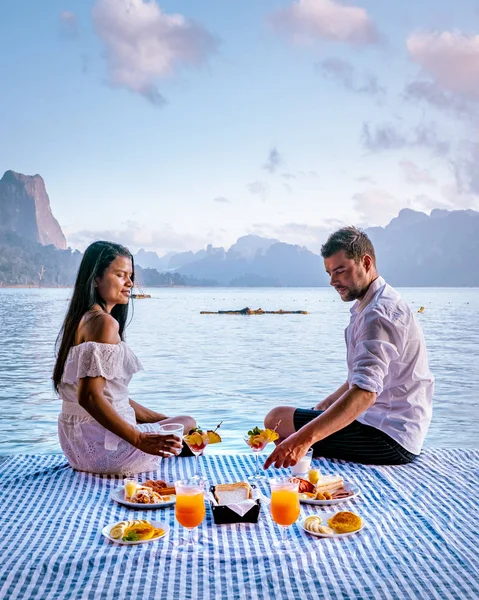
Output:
[200, 306, 307, 315]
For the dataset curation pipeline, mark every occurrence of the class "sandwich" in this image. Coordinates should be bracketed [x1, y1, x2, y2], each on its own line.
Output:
[214, 482, 251, 505]
[314, 474, 343, 494]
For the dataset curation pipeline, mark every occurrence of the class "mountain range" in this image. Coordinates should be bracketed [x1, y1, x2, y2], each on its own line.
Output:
[1, 169, 479, 287]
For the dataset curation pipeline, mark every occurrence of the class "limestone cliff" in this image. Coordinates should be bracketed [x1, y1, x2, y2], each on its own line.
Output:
[0, 170, 66, 249]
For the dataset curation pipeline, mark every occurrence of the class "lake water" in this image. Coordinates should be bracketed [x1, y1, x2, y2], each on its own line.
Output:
[0, 287, 478, 455]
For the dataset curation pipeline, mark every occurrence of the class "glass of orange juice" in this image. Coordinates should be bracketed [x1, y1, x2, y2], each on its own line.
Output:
[175, 478, 206, 551]
[269, 477, 300, 550]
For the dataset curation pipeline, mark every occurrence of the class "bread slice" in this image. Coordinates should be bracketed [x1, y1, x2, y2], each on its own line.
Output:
[314, 475, 343, 493]
[214, 482, 251, 505]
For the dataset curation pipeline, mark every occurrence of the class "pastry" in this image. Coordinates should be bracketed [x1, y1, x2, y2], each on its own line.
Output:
[328, 511, 362, 533]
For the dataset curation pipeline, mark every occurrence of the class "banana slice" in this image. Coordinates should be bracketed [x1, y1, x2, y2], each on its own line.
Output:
[109, 521, 130, 539]
[304, 515, 322, 532]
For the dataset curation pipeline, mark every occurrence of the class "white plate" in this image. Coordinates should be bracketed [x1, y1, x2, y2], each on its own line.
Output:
[110, 486, 176, 509]
[300, 513, 365, 538]
[102, 520, 170, 545]
[299, 482, 360, 506]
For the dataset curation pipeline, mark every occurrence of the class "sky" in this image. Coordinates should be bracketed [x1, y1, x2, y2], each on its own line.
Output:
[1, 0, 478, 255]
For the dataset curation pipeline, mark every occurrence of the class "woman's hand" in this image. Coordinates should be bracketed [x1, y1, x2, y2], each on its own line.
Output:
[135, 431, 183, 457]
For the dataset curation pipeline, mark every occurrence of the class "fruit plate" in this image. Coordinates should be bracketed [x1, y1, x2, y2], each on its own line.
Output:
[110, 486, 176, 509]
[102, 520, 170, 545]
[300, 513, 365, 538]
[299, 482, 360, 506]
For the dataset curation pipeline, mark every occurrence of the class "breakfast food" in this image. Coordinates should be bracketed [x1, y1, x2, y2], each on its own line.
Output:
[298, 492, 316, 500]
[109, 519, 165, 542]
[314, 475, 344, 494]
[109, 521, 130, 539]
[144, 480, 176, 495]
[328, 511, 362, 534]
[214, 482, 251, 505]
[303, 515, 335, 534]
[304, 515, 322, 529]
[308, 469, 321, 485]
[315, 491, 333, 501]
[245, 426, 279, 450]
[330, 488, 354, 500]
[184, 422, 223, 452]
[293, 477, 315, 494]
[130, 488, 171, 504]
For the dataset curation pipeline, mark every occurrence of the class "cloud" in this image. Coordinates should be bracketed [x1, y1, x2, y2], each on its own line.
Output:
[452, 142, 479, 196]
[282, 173, 296, 180]
[319, 57, 385, 97]
[60, 11, 78, 37]
[263, 147, 283, 173]
[404, 80, 478, 120]
[361, 122, 450, 156]
[247, 180, 269, 200]
[66, 220, 211, 254]
[412, 194, 453, 212]
[92, 0, 218, 106]
[268, 0, 379, 46]
[213, 196, 230, 204]
[353, 188, 407, 227]
[399, 160, 436, 186]
[407, 31, 479, 98]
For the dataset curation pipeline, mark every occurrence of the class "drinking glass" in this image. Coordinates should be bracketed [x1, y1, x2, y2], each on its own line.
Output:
[270, 477, 300, 550]
[183, 433, 209, 476]
[244, 436, 268, 481]
[158, 423, 184, 456]
[290, 448, 313, 477]
[123, 478, 138, 501]
[175, 478, 206, 551]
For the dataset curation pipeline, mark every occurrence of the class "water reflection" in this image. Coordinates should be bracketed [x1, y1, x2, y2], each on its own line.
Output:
[0, 287, 478, 454]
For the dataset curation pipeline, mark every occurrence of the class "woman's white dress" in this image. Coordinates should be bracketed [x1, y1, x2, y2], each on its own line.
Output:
[58, 341, 163, 474]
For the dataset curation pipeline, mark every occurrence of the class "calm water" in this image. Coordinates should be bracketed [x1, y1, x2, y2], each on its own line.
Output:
[0, 287, 478, 455]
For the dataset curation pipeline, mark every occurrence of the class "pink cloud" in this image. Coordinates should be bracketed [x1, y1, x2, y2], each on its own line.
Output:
[268, 0, 378, 46]
[407, 31, 479, 97]
[92, 0, 218, 105]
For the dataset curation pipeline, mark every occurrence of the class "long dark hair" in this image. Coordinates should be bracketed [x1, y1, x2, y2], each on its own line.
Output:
[53, 241, 135, 392]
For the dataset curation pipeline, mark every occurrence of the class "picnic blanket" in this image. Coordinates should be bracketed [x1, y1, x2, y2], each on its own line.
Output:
[0, 449, 478, 600]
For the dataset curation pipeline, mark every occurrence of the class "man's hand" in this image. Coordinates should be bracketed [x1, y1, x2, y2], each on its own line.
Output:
[263, 432, 311, 470]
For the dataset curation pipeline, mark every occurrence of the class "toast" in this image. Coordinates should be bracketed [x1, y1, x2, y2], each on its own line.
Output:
[314, 475, 343, 494]
[214, 482, 251, 505]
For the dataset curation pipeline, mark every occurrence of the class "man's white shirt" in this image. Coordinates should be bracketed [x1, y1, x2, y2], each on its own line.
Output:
[346, 276, 434, 455]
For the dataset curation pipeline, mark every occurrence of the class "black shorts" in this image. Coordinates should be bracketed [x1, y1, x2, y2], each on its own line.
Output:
[293, 408, 418, 465]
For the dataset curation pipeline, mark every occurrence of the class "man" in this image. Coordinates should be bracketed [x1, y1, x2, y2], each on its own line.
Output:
[263, 226, 434, 469]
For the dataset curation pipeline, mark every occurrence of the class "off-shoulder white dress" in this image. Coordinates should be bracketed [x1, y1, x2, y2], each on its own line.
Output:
[58, 341, 163, 474]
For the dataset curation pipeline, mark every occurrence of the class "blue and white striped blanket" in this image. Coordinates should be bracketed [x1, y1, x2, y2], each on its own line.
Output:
[0, 450, 478, 599]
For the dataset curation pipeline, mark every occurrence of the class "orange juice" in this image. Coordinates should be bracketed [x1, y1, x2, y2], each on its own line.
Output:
[271, 489, 300, 526]
[175, 492, 206, 528]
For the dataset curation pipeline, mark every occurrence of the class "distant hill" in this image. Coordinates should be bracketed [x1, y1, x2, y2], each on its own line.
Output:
[0, 170, 66, 249]
[365, 208, 479, 286]
[1, 169, 479, 287]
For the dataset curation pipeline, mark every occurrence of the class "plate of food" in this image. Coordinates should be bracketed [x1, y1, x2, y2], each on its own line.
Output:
[300, 512, 364, 538]
[295, 473, 360, 506]
[102, 519, 170, 545]
[111, 479, 176, 509]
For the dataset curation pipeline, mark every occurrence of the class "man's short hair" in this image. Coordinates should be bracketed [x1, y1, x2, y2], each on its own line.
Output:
[321, 226, 376, 264]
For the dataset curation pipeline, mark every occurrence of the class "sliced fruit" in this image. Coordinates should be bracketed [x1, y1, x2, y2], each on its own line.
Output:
[207, 430, 222, 444]
[308, 469, 321, 485]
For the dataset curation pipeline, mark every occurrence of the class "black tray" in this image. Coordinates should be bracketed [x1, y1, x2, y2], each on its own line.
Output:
[209, 485, 261, 524]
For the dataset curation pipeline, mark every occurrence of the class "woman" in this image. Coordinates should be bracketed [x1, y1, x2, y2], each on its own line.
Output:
[54, 240, 196, 474]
